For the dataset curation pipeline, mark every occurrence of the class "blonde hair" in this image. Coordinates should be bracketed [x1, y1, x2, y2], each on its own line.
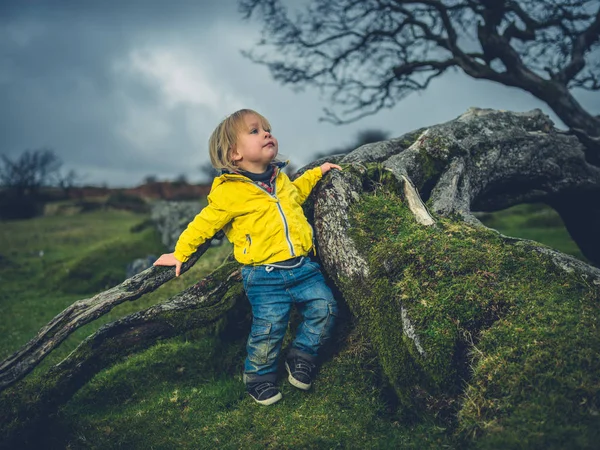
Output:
[208, 109, 272, 172]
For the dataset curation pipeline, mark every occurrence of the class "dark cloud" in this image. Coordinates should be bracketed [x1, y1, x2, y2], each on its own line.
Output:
[1, 0, 598, 186]
[1, 0, 245, 185]
[0, 0, 237, 23]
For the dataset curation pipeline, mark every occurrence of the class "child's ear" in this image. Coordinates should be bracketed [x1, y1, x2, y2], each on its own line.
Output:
[230, 147, 242, 162]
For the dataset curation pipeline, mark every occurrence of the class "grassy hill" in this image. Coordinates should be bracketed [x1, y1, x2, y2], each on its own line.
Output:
[0, 200, 591, 449]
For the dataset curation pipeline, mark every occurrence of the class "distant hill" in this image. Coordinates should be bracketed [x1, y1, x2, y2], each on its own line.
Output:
[0, 181, 213, 219]
[53, 181, 212, 202]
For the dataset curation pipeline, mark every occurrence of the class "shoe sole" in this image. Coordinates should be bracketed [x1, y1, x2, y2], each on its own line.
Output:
[285, 362, 311, 390]
[249, 391, 282, 406]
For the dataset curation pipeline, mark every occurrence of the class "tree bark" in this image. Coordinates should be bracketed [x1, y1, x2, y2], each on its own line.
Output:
[314, 161, 600, 290]
[537, 83, 600, 165]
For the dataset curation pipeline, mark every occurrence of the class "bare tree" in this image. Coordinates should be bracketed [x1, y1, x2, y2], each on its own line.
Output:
[240, 0, 600, 164]
[56, 169, 82, 197]
[0, 148, 63, 196]
[143, 174, 159, 184]
[0, 149, 83, 218]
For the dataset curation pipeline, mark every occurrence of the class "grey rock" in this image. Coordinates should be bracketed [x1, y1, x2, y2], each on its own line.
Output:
[150, 200, 204, 251]
[126, 255, 157, 279]
[149, 200, 225, 252]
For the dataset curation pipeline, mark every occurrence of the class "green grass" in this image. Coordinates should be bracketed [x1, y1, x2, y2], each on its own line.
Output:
[23, 329, 453, 450]
[0, 201, 454, 449]
[0, 207, 233, 367]
[475, 203, 585, 261]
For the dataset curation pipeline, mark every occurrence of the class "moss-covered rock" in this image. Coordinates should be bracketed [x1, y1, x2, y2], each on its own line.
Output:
[321, 169, 599, 447]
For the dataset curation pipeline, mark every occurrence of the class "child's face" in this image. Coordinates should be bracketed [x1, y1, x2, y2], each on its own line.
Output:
[231, 114, 278, 173]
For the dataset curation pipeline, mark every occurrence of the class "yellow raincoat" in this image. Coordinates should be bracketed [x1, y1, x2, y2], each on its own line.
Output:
[173, 165, 323, 265]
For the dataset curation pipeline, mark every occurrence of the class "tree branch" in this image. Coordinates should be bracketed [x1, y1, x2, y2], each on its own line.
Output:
[0, 257, 244, 437]
[240, 0, 600, 158]
[557, 6, 600, 84]
[0, 240, 213, 391]
[392, 58, 458, 77]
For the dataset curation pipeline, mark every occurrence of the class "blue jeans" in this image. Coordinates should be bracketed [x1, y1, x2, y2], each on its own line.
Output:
[241, 258, 337, 383]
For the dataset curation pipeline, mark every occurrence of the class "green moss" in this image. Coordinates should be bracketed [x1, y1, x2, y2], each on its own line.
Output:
[399, 127, 426, 145]
[341, 175, 600, 446]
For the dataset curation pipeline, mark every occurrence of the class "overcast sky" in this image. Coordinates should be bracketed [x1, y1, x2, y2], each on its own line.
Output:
[1, 0, 599, 187]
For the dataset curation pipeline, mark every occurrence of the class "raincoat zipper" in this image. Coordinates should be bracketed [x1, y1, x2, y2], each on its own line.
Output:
[239, 175, 296, 258]
[274, 200, 296, 257]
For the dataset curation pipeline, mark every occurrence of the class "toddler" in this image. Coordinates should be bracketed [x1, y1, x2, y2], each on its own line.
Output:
[154, 109, 340, 405]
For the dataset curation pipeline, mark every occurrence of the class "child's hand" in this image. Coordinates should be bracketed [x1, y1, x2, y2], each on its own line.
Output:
[320, 162, 342, 175]
[153, 253, 183, 277]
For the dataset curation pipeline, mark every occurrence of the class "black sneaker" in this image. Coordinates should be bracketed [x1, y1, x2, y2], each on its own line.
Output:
[285, 355, 316, 390]
[246, 381, 282, 405]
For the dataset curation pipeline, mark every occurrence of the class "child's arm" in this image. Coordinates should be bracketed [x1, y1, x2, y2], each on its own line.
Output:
[291, 163, 342, 204]
[153, 188, 233, 276]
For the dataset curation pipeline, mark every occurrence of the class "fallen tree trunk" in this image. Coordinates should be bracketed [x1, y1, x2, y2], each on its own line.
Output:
[314, 166, 599, 444]
[0, 240, 213, 391]
[311, 108, 600, 444]
[2, 108, 599, 447]
[340, 108, 600, 267]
